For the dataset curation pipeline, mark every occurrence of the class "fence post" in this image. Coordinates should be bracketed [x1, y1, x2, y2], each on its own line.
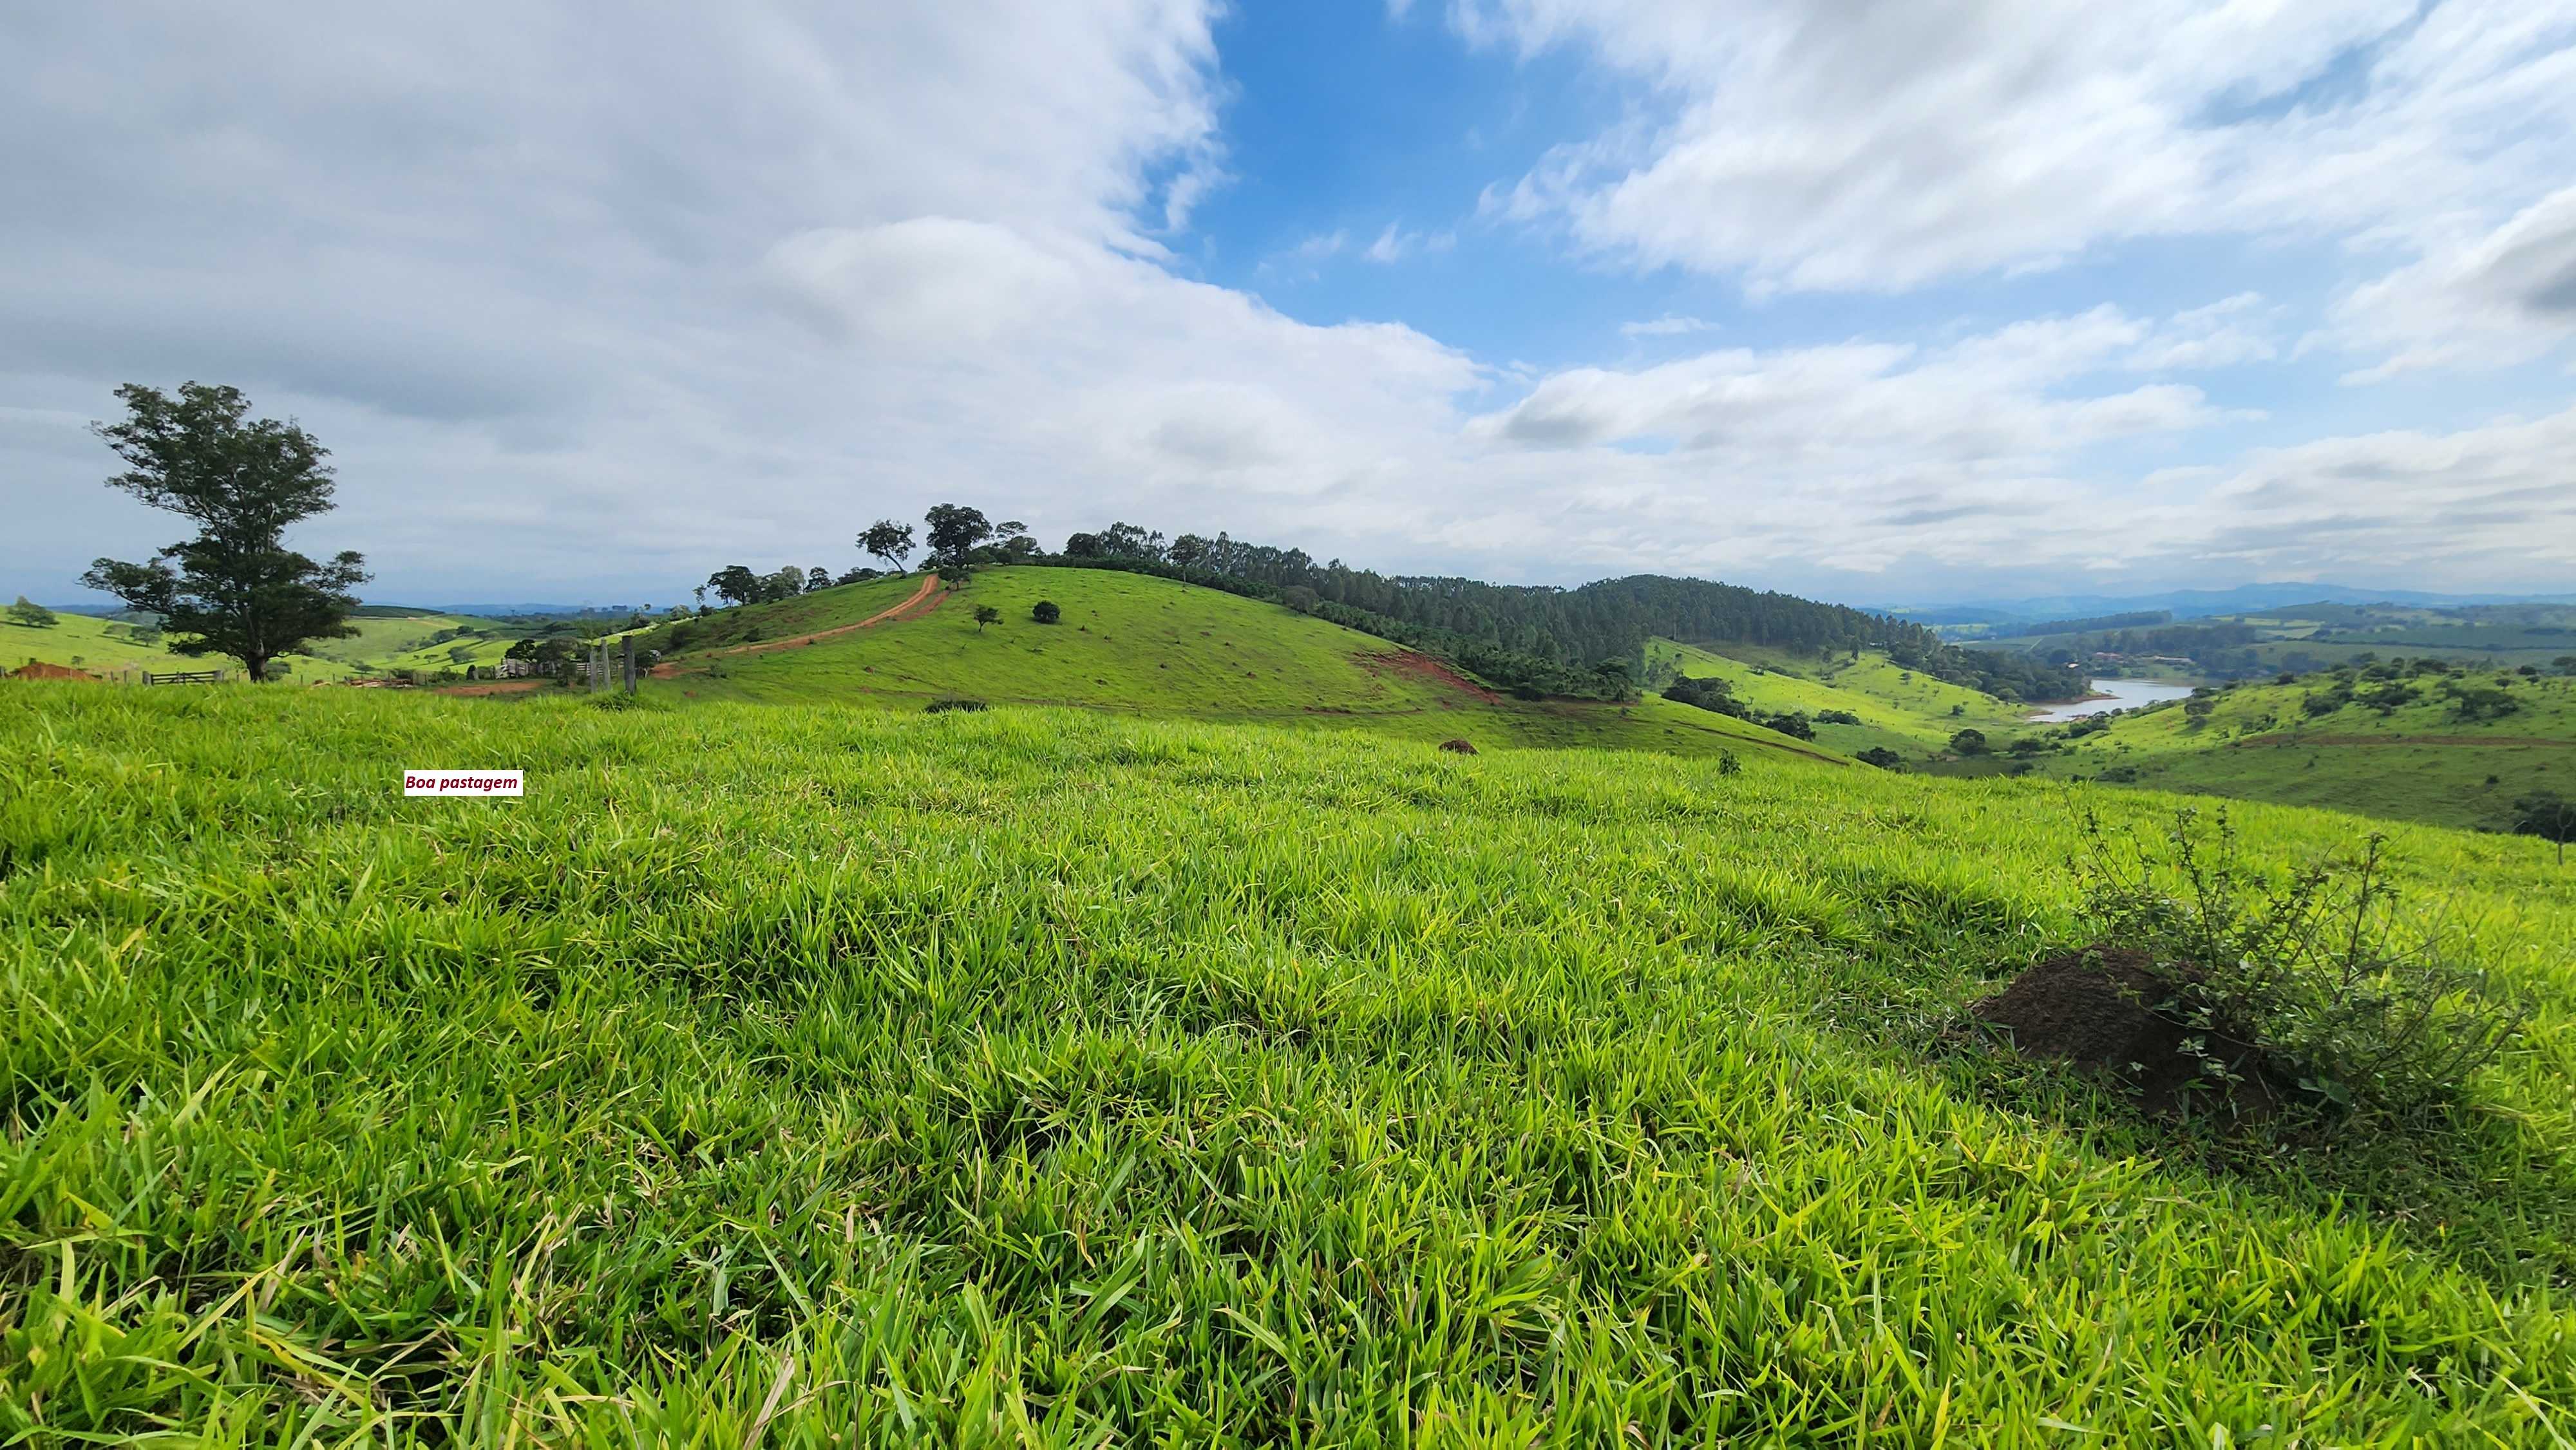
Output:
[622, 635, 637, 694]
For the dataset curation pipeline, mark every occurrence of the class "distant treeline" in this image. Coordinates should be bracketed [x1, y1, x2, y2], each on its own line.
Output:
[1994, 609, 2172, 638]
[1052, 524, 2081, 703]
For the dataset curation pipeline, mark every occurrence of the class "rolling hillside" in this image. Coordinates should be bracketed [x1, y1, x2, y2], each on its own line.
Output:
[5, 685, 2570, 1442]
[2023, 670, 2576, 831]
[645, 568, 1844, 763]
[1, 608, 357, 681]
[1647, 637, 2030, 757]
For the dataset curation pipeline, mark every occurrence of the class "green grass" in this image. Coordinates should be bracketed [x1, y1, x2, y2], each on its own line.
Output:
[1, 612, 356, 682]
[1646, 639, 2031, 758]
[4, 685, 2573, 1444]
[662, 569, 1841, 763]
[2016, 673, 2576, 832]
[294, 614, 521, 673]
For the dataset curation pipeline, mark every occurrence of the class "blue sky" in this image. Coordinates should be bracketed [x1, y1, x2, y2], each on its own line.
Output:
[3, 0, 2573, 607]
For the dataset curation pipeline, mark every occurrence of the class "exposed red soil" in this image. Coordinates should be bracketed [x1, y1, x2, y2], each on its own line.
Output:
[1973, 947, 2282, 1119]
[5, 662, 99, 681]
[1438, 738, 1477, 754]
[651, 576, 948, 677]
[1361, 648, 1501, 703]
[2231, 732, 2570, 749]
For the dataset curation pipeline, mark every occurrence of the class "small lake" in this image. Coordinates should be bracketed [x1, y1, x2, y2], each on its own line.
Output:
[2027, 678, 2195, 722]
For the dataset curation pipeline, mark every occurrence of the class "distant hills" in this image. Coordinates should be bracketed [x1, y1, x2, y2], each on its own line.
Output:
[1879, 583, 2576, 626]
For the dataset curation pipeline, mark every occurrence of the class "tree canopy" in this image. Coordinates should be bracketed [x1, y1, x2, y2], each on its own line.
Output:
[78, 382, 367, 681]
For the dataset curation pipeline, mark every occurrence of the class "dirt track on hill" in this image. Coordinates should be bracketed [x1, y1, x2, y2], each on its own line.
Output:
[650, 575, 945, 677]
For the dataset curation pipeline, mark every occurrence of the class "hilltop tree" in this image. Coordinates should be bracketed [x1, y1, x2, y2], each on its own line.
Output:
[806, 567, 831, 593]
[764, 566, 805, 601]
[705, 565, 762, 607]
[859, 520, 916, 574]
[78, 382, 368, 682]
[6, 596, 56, 628]
[1170, 533, 1209, 580]
[923, 504, 993, 564]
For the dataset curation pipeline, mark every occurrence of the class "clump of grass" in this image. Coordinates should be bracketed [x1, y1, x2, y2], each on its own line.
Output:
[923, 695, 986, 713]
[2074, 805, 2532, 1121]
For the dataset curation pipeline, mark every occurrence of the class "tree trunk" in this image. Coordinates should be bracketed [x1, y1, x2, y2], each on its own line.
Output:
[246, 654, 270, 683]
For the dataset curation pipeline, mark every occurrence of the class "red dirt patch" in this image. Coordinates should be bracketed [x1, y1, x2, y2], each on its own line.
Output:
[1437, 738, 1477, 754]
[435, 678, 545, 697]
[1363, 649, 1501, 703]
[1973, 947, 2281, 1119]
[5, 661, 99, 681]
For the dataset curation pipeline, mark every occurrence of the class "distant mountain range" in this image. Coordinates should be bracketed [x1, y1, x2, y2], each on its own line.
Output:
[1871, 584, 2576, 626]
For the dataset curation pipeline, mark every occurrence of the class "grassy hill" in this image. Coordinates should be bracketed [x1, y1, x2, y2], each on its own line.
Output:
[4, 684, 2571, 1442]
[1, 609, 358, 681]
[1647, 637, 2029, 755]
[650, 568, 1841, 763]
[294, 612, 523, 673]
[2018, 671, 2576, 831]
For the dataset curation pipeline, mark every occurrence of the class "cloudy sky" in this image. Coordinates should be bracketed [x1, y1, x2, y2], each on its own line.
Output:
[6, 1, 2574, 608]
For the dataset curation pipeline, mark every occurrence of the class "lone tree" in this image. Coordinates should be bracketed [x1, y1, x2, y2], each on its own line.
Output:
[859, 520, 916, 574]
[2515, 791, 2576, 867]
[973, 605, 1001, 632]
[6, 596, 56, 628]
[806, 567, 831, 593]
[1030, 599, 1061, 624]
[923, 503, 994, 565]
[79, 383, 368, 681]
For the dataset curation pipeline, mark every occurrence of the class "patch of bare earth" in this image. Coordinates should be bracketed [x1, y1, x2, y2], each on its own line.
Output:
[1361, 649, 1501, 704]
[1973, 946, 2283, 1120]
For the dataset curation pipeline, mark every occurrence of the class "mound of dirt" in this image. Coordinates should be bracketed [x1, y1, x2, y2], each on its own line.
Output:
[6, 661, 97, 681]
[1973, 947, 2282, 1118]
[1438, 738, 1477, 755]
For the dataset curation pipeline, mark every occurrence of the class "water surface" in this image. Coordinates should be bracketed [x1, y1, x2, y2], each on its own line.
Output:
[2027, 678, 2195, 722]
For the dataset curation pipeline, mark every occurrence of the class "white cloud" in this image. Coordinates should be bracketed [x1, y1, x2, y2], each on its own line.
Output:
[2333, 186, 2576, 382]
[2, 0, 2569, 609]
[1618, 315, 1710, 338]
[1456, 0, 2576, 308]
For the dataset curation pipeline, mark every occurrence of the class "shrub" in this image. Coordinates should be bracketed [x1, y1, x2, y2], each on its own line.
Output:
[1715, 751, 1742, 777]
[1760, 711, 1815, 740]
[1948, 728, 1989, 755]
[1815, 708, 1861, 726]
[1856, 746, 1904, 771]
[2073, 807, 2529, 1120]
[925, 697, 987, 713]
[1031, 601, 1061, 625]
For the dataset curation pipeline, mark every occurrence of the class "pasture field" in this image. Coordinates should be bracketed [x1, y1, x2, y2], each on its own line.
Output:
[2022, 673, 2576, 832]
[293, 614, 521, 673]
[1, 610, 354, 682]
[4, 683, 2573, 1445]
[654, 569, 1835, 763]
[1645, 640, 2030, 758]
